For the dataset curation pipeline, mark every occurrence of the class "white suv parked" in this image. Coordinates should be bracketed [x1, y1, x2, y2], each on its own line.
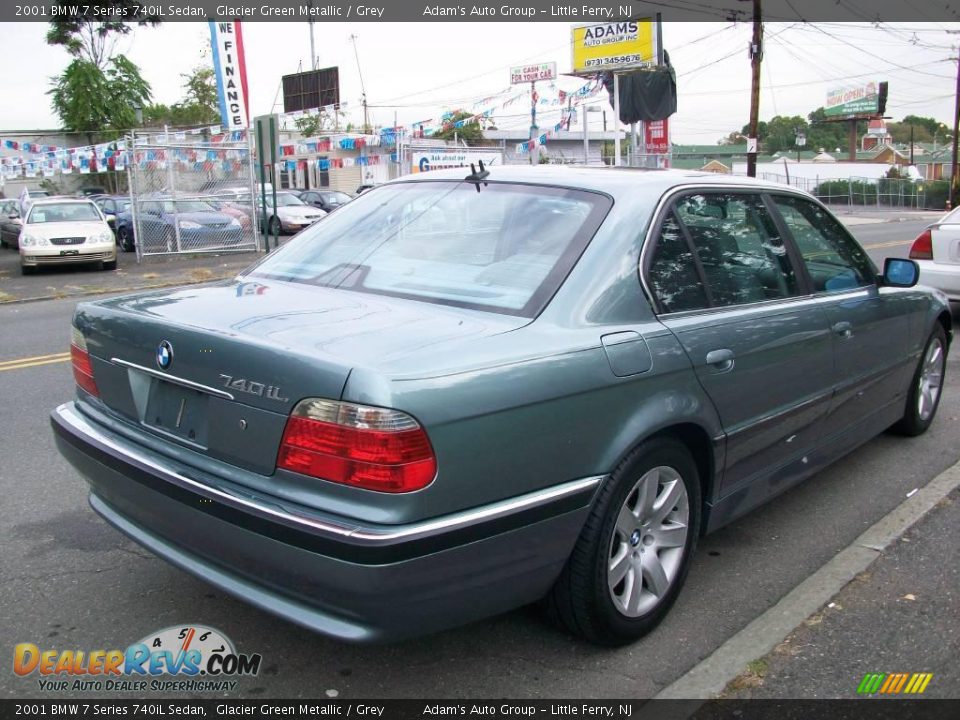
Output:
[19, 198, 117, 274]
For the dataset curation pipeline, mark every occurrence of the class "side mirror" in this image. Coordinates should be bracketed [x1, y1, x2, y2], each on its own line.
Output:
[105, 213, 116, 222]
[7, 213, 18, 220]
[881, 258, 919, 288]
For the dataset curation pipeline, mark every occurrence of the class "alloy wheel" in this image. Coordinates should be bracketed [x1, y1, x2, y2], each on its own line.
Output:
[607, 466, 690, 617]
[917, 337, 945, 421]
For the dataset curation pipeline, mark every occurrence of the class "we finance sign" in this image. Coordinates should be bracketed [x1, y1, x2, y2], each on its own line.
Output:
[209, 21, 250, 130]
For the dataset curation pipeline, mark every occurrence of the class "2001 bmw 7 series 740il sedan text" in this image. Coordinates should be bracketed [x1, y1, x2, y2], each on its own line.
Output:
[52, 167, 952, 645]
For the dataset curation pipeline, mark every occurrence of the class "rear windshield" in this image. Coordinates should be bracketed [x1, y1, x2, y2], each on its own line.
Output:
[248, 181, 611, 317]
[26, 202, 101, 224]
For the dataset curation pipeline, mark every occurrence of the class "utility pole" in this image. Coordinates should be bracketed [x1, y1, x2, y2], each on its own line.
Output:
[747, 0, 762, 178]
[951, 53, 960, 209]
[350, 34, 370, 134]
[308, 0, 317, 70]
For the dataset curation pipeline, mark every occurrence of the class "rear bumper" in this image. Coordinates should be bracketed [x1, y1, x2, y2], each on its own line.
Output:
[51, 401, 598, 642]
[916, 260, 960, 302]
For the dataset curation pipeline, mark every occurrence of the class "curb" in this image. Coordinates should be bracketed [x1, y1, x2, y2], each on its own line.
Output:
[652, 459, 960, 701]
[0, 272, 240, 306]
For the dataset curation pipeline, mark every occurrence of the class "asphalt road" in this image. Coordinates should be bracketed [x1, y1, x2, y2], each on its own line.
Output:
[1, 216, 957, 700]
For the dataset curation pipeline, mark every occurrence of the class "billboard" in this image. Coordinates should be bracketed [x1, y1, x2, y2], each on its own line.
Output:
[409, 148, 502, 174]
[571, 20, 658, 74]
[208, 21, 250, 130]
[282, 67, 341, 114]
[510, 62, 557, 84]
[825, 81, 887, 118]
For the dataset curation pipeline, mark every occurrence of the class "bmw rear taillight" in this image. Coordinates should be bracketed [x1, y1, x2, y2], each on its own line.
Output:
[909, 229, 933, 260]
[70, 327, 99, 397]
[277, 399, 437, 493]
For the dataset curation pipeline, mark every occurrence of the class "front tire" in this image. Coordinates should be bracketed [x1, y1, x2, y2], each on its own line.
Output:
[544, 438, 701, 645]
[892, 325, 947, 436]
[102, 259, 117, 271]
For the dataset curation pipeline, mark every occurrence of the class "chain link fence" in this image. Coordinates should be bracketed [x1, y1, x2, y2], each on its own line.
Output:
[126, 132, 261, 259]
[754, 172, 949, 211]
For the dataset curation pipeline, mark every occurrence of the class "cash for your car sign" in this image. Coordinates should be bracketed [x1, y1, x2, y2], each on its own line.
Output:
[208, 21, 250, 130]
[510, 62, 557, 84]
[571, 19, 658, 73]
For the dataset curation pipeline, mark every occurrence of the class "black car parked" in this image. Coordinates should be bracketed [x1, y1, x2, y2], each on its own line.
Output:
[295, 189, 352, 213]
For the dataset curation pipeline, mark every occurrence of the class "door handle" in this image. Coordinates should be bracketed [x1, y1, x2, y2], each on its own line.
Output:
[832, 321, 853, 339]
[705, 348, 735, 372]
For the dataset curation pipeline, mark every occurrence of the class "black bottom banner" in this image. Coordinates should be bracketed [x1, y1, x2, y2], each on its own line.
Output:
[3, 700, 960, 720]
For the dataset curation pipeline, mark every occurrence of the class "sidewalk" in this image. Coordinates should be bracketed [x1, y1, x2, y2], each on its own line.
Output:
[723, 486, 960, 699]
[0, 245, 266, 304]
[825, 206, 945, 226]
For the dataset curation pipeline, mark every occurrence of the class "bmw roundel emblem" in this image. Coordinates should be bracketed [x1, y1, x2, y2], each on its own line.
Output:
[156, 340, 174, 370]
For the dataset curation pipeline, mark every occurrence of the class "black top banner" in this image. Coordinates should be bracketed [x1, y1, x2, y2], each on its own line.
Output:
[4, 0, 959, 22]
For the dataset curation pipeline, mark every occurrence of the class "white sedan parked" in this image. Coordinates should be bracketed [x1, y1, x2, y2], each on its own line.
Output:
[911, 206, 960, 310]
[19, 198, 117, 274]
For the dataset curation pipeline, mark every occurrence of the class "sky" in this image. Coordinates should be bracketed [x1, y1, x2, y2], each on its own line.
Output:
[1, 20, 956, 145]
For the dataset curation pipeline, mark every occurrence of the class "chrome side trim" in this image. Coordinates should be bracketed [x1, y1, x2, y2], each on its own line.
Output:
[55, 402, 601, 547]
[110, 358, 235, 400]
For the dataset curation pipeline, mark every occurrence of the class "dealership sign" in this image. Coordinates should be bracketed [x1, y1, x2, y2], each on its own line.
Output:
[825, 81, 882, 118]
[644, 119, 670, 155]
[208, 21, 250, 130]
[571, 19, 658, 73]
[510, 62, 557, 85]
[410, 148, 502, 174]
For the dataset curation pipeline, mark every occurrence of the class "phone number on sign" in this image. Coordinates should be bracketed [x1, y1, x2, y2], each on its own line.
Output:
[582, 55, 648, 68]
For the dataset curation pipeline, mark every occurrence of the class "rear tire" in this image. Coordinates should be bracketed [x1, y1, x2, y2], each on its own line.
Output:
[0, 237, 7, 249]
[544, 437, 701, 645]
[269, 216, 282, 236]
[892, 324, 947, 436]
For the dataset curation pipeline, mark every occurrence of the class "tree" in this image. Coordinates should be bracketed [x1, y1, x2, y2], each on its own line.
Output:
[719, 131, 746, 145]
[431, 110, 485, 144]
[47, 3, 160, 68]
[49, 55, 152, 132]
[142, 66, 219, 127]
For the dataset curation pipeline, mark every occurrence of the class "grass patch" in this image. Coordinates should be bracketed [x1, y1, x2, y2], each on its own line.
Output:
[188, 268, 215, 282]
[726, 658, 769, 693]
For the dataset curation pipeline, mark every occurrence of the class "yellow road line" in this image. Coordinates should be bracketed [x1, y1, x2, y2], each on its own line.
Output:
[863, 239, 913, 250]
[0, 352, 71, 372]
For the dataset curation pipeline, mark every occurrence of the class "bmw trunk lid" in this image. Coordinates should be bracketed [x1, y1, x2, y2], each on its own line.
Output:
[72, 278, 524, 474]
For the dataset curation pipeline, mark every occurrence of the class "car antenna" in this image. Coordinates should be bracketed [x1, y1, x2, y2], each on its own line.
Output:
[465, 160, 490, 193]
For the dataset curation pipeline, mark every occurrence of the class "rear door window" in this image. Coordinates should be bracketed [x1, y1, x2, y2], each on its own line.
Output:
[646, 192, 801, 313]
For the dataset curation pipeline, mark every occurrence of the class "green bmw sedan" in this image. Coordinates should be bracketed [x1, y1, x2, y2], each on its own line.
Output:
[52, 166, 951, 645]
